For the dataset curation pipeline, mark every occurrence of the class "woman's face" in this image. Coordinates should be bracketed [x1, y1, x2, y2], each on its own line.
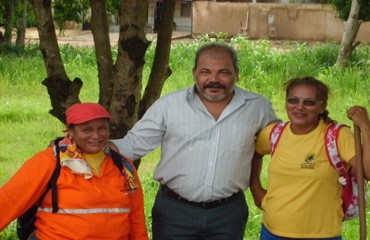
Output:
[286, 84, 325, 134]
[68, 118, 110, 154]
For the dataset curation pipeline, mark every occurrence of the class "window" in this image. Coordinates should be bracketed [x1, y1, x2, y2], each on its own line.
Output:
[181, 2, 191, 17]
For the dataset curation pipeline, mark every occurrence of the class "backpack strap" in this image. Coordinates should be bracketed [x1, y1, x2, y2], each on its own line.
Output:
[109, 148, 139, 191]
[49, 137, 63, 212]
[324, 123, 348, 178]
[36, 137, 63, 212]
[270, 122, 288, 156]
[38, 140, 136, 213]
[324, 123, 361, 220]
[109, 148, 124, 172]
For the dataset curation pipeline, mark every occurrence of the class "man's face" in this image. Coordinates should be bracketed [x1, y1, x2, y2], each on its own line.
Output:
[193, 49, 238, 102]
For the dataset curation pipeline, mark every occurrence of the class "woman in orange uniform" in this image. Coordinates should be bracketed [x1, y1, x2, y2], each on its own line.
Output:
[0, 102, 149, 240]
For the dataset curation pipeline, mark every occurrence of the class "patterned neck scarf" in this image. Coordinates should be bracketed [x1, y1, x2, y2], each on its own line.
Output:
[57, 137, 94, 179]
[56, 137, 138, 191]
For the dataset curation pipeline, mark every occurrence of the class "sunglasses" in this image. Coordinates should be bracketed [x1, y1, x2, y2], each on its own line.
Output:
[286, 97, 323, 107]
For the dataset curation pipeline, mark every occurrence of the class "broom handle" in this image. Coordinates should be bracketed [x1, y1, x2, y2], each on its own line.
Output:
[354, 124, 366, 240]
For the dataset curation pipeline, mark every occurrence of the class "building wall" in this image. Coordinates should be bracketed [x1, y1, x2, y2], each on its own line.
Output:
[147, 1, 192, 32]
[192, 1, 370, 43]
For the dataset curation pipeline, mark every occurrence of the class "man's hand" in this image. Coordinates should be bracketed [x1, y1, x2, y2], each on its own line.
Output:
[106, 141, 120, 153]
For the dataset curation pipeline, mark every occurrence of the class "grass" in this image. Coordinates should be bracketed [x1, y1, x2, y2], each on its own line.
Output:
[0, 37, 370, 239]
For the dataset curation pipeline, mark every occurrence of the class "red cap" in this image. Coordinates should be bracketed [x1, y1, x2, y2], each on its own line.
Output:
[66, 102, 112, 125]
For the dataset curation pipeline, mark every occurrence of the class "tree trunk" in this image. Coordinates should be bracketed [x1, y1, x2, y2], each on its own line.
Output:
[89, 0, 115, 109]
[109, 0, 150, 139]
[28, 0, 82, 123]
[336, 0, 362, 67]
[27, 0, 174, 138]
[16, 0, 27, 46]
[138, 0, 175, 119]
[4, 0, 15, 43]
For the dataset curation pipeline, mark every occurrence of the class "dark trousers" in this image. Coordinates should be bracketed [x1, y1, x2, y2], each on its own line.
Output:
[152, 188, 249, 240]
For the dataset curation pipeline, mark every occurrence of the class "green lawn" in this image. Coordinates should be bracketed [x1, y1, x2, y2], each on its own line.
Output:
[0, 37, 369, 239]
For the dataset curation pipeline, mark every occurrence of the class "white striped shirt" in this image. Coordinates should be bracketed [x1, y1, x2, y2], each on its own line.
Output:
[111, 86, 278, 202]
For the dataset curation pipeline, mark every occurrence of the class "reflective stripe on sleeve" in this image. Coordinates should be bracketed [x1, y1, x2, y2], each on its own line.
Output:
[38, 207, 130, 214]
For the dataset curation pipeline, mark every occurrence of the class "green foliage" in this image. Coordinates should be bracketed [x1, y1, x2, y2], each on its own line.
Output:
[330, 0, 370, 21]
[196, 33, 229, 43]
[0, 39, 369, 239]
[0, 42, 40, 56]
[0, 0, 6, 25]
[53, 0, 84, 34]
[0, 221, 17, 240]
[50, 0, 120, 33]
[105, 0, 120, 19]
[0, 0, 36, 35]
[330, 0, 351, 19]
[80, 0, 90, 22]
[14, 0, 36, 28]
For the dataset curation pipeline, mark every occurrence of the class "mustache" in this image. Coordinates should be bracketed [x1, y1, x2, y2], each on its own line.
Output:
[204, 82, 226, 89]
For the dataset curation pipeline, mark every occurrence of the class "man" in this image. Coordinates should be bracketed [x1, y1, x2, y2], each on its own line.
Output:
[109, 43, 278, 240]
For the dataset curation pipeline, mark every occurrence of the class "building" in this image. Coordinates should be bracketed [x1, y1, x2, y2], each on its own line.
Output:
[147, 0, 192, 32]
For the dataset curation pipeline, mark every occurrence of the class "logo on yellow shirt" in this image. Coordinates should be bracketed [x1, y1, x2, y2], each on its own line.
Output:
[300, 153, 316, 169]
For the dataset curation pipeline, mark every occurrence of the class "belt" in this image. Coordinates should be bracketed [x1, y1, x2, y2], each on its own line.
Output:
[160, 185, 242, 209]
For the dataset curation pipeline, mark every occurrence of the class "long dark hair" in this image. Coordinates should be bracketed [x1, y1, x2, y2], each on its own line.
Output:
[284, 76, 336, 124]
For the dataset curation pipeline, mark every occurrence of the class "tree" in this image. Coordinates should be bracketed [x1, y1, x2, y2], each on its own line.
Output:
[138, 0, 175, 119]
[0, 0, 35, 47]
[330, 0, 370, 67]
[27, 0, 175, 143]
[3, 0, 14, 43]
[53, 0, 83, 35]
[15, 0, 28, 46]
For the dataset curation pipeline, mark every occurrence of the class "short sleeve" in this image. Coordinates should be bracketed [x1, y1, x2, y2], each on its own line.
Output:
[255, 123, 276, 155]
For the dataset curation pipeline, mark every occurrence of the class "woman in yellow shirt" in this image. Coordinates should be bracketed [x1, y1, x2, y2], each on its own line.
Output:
[250, 76, 370, 239]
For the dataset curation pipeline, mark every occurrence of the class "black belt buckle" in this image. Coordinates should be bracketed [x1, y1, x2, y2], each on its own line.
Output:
[161, 185, 240, 209]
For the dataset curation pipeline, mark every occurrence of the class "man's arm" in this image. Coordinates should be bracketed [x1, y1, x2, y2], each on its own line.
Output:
[249, 152, 266, 209]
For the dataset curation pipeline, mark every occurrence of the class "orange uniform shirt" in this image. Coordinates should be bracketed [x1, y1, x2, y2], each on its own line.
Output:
[0, 147, 148, 240]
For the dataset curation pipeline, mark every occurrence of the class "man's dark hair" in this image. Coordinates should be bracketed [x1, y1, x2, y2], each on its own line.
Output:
[194, 43, 239, 72]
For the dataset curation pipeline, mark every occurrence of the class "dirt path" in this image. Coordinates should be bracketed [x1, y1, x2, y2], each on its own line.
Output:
[4, 27, 317, 51]
[8, 27, 193, 46]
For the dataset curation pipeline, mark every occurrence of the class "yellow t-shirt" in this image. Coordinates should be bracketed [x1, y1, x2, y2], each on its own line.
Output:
[255, 120, 355, 238]
[83, 150, 106, 176]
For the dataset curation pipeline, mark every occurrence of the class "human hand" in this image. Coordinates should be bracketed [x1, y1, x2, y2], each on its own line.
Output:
[347, 106, 370, 131]
[47, 137, 64, 148]
[106, 141, 120, 153]
[249, 185, 267, 210]
[48, 140, 55, 148]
